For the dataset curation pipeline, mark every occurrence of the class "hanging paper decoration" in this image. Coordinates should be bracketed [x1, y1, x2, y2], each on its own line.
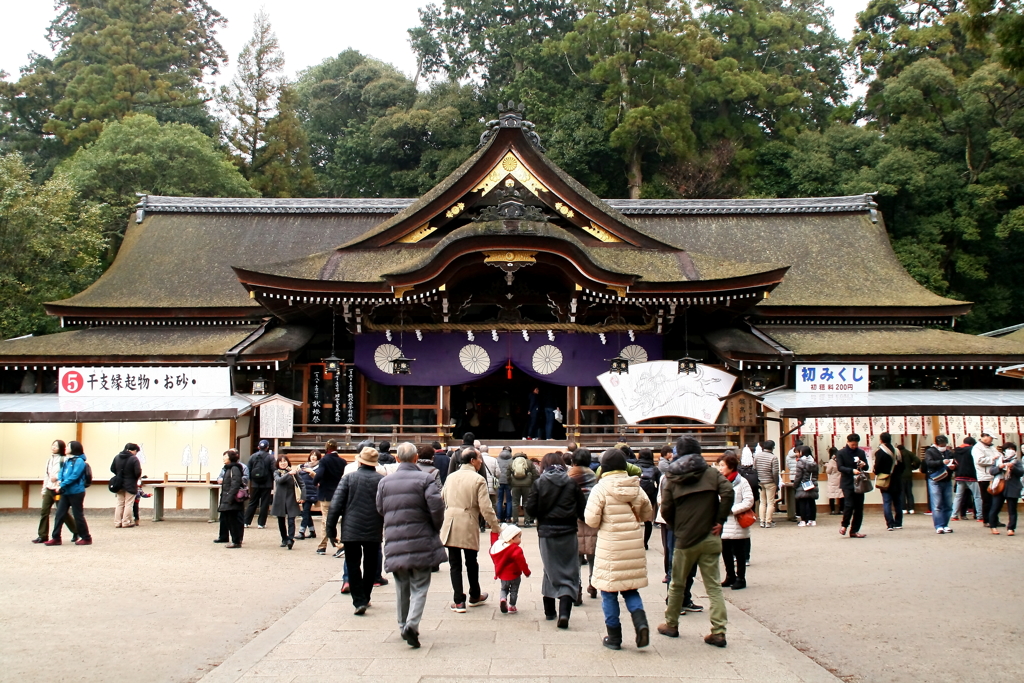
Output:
[854, 417, 872, 436]
[198, 445, 209, 467]
[181, 444, 192, 468]
[906, 415, 924, 435]
[982, 416, 1001, 435]
[136, 443, 146, 464]
[871, 416, 887, 435]
[1000, 416, 1020, 434]
[964, 415, 982, 435]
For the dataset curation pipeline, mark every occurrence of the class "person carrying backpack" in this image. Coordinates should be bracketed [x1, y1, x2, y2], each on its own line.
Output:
[245, 440, 276, 529]
[109, 443, 142, 528]
[45, 440, 93, 546]
[509, 452, 538, 527]
[636, 448, 660, 550]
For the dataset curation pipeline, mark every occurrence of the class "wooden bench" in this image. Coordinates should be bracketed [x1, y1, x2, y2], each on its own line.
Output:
[148, 474, 221, 522]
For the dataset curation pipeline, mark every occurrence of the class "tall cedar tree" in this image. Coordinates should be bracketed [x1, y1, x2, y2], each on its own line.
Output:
[0, 0, 226, 162]
[219, 10, 285, 178]
[250, 87, 318, 197]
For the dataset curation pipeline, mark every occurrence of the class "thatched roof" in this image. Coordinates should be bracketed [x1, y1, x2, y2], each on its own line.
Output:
[761, 326, 1024, 361]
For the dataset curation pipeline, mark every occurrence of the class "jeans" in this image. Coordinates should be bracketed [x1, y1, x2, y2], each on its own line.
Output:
[38, 488, 76, 538]
[496, 484, 513, 522]
[881, 487, 903, 528]
[901, 478, 915, 510]
[114, 490, 134, 527]
[989, 494, 1018, 531]
[665, 533, 727, 633]
[721, 538, 750, 582]
[345, 541, 381, 608]
[758, 483, 777, 523]
[927, 478, 953, 529]
[501, 577, 521, 605]
[544, 408, 555, 440]
[527, 410, 543, 439]
[953, 480, 983, 519]
[841, 489, 864, 533]
[447, 547, 480, 604]
[300, 500, 315, 529]
[52, 492, 90, 541]
[394, 567, 432, 634]
[661, 524, 675, 576]
[245, 487, 272, 526]
[277, 515, 295, 542]
[601, 589, 643, 627]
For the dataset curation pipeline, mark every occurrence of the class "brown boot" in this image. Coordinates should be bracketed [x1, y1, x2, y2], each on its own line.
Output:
[704, 632, 727, 648]
[657, 623, 679, 638]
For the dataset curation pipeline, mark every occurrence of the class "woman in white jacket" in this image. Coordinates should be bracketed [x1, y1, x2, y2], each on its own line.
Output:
[717, 451, 754, 590]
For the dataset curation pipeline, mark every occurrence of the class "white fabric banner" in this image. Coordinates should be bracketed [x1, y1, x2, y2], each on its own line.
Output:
[59, 366, 230, 398]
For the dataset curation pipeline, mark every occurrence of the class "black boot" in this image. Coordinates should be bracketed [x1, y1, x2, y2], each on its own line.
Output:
[721, 574, 735, 588]
[543, 596, 556, 621]
[603, 625, 622, 650]
[557, 596, 572, 629]
[574, 587, 583, 607]
[630, 609, 650, 648]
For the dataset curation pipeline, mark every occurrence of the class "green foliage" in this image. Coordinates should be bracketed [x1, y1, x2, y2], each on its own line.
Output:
[57, 114, 255, 249]
[219, 10, 286, 177]
[0, 153, 106, 338]
[250, 87, 318, 198]
[0, 0, 226, 156]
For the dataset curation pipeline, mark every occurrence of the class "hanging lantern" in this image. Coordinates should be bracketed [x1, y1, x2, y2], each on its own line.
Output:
[322, 354, 343, 375]
[251, 377, 269, 395]
[746, 374, 768, 393]
[676, 357, 699, 375]
[609, 355, 630, 375]
[392, 354, 414, 375]
[932, 376, 951, 391]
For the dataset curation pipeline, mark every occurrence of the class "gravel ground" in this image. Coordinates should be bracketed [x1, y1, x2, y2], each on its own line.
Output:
[717, 509, 1024, 682]
[0, 510, 342, 683]
[3, 506, 1022, 683]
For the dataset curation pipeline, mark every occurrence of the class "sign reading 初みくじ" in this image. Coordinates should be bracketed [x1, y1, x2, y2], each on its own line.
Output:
[59, 367, 230, 397]
[795, 365, 868, 393]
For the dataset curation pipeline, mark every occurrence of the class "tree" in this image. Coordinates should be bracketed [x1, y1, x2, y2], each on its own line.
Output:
[0, 0, 226, 155]
[250, 86, 318, 197]
[219, 10, 285, 177]
[57, 114, 256, 251]
[0, 153, 106, 338]
[548, 0, 701, 198]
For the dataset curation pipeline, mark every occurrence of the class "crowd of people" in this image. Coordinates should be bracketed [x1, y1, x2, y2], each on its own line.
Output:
[31, 428, 1024, 651]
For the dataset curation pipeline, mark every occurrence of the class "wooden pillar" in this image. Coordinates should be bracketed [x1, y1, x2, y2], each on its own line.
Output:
[21, 482, 30, 509]
[176, 487, 184, 510]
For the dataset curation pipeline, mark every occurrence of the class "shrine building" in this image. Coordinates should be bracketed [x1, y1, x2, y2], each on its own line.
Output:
[3, 105, 1024, 508]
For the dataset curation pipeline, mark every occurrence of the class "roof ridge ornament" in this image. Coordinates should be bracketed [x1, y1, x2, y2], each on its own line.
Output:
[478, 101, 544, 151]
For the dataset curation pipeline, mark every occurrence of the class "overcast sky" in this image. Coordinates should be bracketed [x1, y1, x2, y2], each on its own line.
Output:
[0, 0, 867, 92]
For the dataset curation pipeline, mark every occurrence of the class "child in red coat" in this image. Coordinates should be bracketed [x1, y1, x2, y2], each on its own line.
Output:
[490, 524, 531, 613]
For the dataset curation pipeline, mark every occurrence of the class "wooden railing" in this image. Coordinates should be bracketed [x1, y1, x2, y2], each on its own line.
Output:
[284, 423, 446, 451]
[567, 423, 740, 448]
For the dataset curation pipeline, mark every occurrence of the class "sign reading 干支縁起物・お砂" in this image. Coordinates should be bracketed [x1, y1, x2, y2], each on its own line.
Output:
[597, 361, 737, 424]
[58, 366, 230, 397]
[795, 365, 869, 393]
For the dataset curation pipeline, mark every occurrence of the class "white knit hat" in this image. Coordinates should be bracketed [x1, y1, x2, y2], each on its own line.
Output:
[489, 522, 522, 555]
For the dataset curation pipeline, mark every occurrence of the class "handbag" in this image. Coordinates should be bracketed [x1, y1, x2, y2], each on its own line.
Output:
[990, 473, 1005, 496]
[292, 473, 305, 503]
[800, 479, 815, 491]
[736, 508, 756, 528]
[854, 471, 873, 494]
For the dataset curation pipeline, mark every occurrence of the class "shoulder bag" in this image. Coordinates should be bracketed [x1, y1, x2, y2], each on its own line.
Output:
[875, 445, 894, 490]
[233, 470, 250, 502]
[292, 473, 305, 503]
[990, 472, 1006, 496]
[736, 508, 757, 528]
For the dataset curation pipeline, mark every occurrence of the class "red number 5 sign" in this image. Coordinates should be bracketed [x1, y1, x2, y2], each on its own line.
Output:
[61, 370, 84, 393]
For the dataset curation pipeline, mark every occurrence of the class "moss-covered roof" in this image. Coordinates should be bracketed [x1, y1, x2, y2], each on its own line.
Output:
[630, 213, 965, 310]
[761, 326, 1024, 359]
[0, 326, 259, 360]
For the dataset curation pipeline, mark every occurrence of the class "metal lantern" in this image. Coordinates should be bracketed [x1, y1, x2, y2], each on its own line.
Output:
[251, 377, 269, 395]
[677, 357, 699, 375]
[609, 355, 630, 375]
[323, 354, 343, 375]
[746, 374, 768, 393]
[392, 355, 414, 375]
[932, 376, 951, 391]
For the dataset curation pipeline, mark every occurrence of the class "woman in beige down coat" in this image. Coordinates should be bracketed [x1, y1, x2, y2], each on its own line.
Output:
[584, 448, 654, 651]
[441, 448, 501, 611]
[825, 447, 844, 515]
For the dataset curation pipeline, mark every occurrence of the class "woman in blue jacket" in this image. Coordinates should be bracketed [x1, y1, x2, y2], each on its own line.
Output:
[45, 440, 92, 545]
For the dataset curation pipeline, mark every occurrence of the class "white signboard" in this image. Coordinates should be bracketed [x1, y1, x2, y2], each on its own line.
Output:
[260, 400, 295, 439]
[795, 365, 868, 393]
[597, 361, 737, 425]
[59, 366, 230, 397]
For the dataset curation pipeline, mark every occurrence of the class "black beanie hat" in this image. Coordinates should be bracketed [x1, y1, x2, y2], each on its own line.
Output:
[601, 448, 628, 472]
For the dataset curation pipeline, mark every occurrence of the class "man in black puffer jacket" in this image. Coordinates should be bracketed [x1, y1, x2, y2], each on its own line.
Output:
[327, 446, 384, 614]
[377, 442, 447, 648]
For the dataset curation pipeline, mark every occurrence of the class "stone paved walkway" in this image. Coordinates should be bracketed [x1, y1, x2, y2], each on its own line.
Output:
[201, 529, 839, 683]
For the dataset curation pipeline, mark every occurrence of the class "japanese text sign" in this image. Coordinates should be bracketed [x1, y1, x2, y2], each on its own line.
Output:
[59, 366, 230, 397]
[795, 365, 868, 393]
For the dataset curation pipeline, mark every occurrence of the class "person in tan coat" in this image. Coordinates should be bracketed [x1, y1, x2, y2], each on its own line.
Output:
[441, 447, 501, 612]
[584, 448, 654, 650]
